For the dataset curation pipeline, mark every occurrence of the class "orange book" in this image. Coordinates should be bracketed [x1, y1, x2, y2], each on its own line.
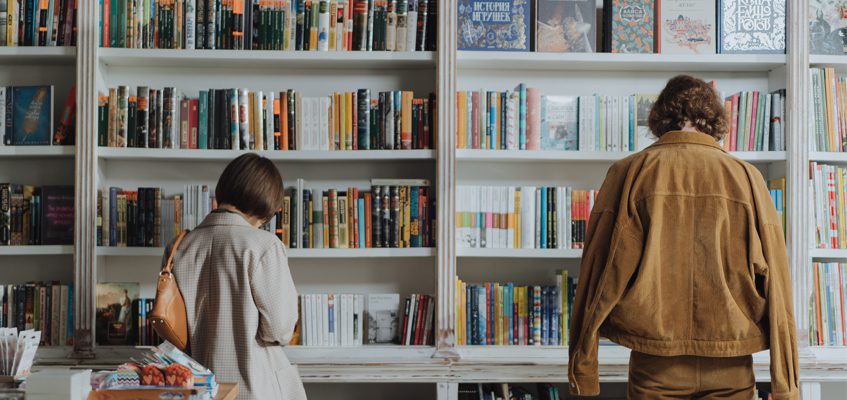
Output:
[401, 91, 413, 149]
[280, 92, 289, 150]
[344, 92, 353, 150]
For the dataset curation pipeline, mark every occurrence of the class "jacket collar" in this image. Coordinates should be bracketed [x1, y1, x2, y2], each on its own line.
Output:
[196, 209, 255, 229]
[649, 130, 725, 152]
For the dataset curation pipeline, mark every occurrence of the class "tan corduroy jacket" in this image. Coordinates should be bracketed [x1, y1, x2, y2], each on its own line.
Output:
[568, 131, 799, 399]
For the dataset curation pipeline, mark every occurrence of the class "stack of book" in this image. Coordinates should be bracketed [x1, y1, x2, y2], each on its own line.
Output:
[279, 178, 434, 249]
[100, 0, 438, 51]
[294, 293, 365, 346]
[0, 282, 74, 346]
[810, 162, 847, 250]
[458, 0, 785, 55]
[810, 262, 846, 347]
[456, 271, 575, 346]
[0, 0, 77, 46]
[97, 185, 212, 247]
[456, 88, 656, 152]
[721, 90, 786, 152]
[456, 186, 597, 250]
[98, 86, 435, 150]
[810, 68, 847, 153]
[2, 85, 76, 146]
[1, 184, 74, 246]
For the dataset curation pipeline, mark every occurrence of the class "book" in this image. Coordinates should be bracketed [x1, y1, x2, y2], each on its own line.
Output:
[540, 95, 578, 151]
[603, 0, 656, 53]
[634, 94, 657, 151]
[297, 293, 364, 347]
[457, 0, 530, 51]
[718, 0, 785, 54]
[39, 185, 74, 245]
[366, 293, 400, 343]
[659, 0, 716, 54]
[810, 0, 847, 55]
[9, 86, 53, 145]
[95, 282, 140, 345]
[536, 0, 596, 53]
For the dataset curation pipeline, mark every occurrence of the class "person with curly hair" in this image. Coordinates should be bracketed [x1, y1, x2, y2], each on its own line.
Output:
[568, 75, 799, 400]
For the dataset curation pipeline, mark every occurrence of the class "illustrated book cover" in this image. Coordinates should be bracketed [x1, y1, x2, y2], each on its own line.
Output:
[458, 0, 530, 50]
[660, 0, 716, 54]
[540, 96, 578, 150]
[719, 0, 785, 54]
[603, 0, 656, 53]
[536, 0, 597, 53]
[10, 86, 54, 145]
[367, 293, 401, 344]
[810, 0, 847, 55]
[95, 282, 140, 345]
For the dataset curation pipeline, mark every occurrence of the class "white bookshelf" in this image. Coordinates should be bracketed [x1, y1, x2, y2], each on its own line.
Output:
[96, 246, 435, 258]
[809, 249, 847, 259]
[97, 148, 436, 162]
[810, 152, 847, 163]
[457, 149, 786, 163]
[0, 146, 75, 158]
[0, 47, 76, 65]
[810, 55, 847, 67]
[457, 52, 787, 72]
[457, 248, 582, 259]
[0, 245, 74, 255]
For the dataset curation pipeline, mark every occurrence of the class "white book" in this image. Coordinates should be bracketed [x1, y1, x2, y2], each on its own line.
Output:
[186, 0, 196, 48]
[321, 97, 331, 151]
[356, 294, 364, 345]
[565, 187, 572, 247]
[300, 295, 309, 346]
[406, 10, 417, 52]
[404, 294, 416, 345]
[343, 294, 351, 346]
[520, 187, 535, 249]
[266, 91, 275, 150]
[481, 186, 490, 248]
[507, 186, 515, 248]
[762, 93, 772, 151]
[321, 294, 329, 346]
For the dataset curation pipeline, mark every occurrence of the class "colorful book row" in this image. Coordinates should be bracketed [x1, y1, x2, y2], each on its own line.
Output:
[0, 0, 77, 46]
[292, 293, 365, 346]
[0, 282, 74, 346]
[810, 68, 847, 153]
[811, 162, 847, 250]
[2, 85, 76, 146]
[0, 184, 74, 246]
[810, 262, 846, 347]
[98, 86, 435, 151]
[99, 0, 438, 51]
[720, 89, 785, 152]
[456, 186, 597, 250]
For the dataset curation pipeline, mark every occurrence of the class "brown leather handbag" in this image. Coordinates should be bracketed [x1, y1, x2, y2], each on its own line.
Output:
[150, 230, 190, 351]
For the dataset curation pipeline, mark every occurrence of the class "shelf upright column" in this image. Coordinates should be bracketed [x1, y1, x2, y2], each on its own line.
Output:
[786, 0, 810, 344]
[73, 0, 101, 358]
[435, 0, 458, 357]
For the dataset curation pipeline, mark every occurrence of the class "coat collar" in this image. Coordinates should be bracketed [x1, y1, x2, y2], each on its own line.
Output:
[649, 130, 725, 152]
[197, 209, 255, 229]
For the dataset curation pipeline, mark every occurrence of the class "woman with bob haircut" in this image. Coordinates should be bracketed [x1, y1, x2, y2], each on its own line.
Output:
[568, 75, 799, 399]
[165, 153, 306, 400]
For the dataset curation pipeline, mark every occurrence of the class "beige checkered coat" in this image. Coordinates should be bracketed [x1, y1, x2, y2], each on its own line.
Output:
[166, 210, 307, 400]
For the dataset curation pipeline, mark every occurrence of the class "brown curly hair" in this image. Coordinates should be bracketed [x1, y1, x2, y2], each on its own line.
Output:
[648, 75, 728, 140]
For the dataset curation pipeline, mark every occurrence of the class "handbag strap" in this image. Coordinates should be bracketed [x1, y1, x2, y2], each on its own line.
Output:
[161, 230, 189, 276]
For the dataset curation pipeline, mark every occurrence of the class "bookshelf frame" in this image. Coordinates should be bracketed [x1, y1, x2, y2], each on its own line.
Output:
[0, 0, 838, 397]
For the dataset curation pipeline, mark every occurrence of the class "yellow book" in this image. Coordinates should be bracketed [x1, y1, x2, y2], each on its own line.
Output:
[402, 91, 413, 149]
[493, 283, 501, 345]
[458, 91, 467, 149]
[508, 189, 516, 248]
[344, 92, 353, 150]
[403, 186, 411, 247]
[561, 269, 568, 345]
[457, 279, 464, 345]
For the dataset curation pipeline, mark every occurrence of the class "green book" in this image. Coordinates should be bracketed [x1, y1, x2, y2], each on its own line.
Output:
[756, 91, 766, 151]
[744, 91, 754, 152]
[199, 90, 209, 149]
[117, 0, 127, 47]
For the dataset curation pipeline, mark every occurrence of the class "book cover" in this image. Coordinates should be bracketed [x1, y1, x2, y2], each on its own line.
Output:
[719, 0, 785, 54]
[367, 293, 400, 344]
[40, 185, 74, 245]
[11, 86, 53, 145]
[603, 0, 656, 53]
[810, 0, 847, 55]
[540, 95, 578, 150]
[634, 94, 657, 151]
[536, 0, 596, 53]
[95, 282, 140, 345]
[660, 0, 716, 54]
[458, 0, 530, 51]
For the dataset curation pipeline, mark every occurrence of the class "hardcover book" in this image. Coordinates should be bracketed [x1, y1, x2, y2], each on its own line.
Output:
[540, 96, 578, 150]
[367, 293, 400, 344]
[95, 282, 140, 345]
[660, 0, 716, 54]
[603, 0, 656, 53]
[11, 86, 53, 145]
[536, 0, 596, 53]
[458, 0, 530, 51]
[40, 186, 74, 245]
[810, 0, 847, 55]
[634, 94, 658, 151]
[719, 0, 785, 54]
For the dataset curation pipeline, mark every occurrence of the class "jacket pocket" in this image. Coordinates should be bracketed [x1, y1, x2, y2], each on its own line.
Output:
[274, 364, 308, 400]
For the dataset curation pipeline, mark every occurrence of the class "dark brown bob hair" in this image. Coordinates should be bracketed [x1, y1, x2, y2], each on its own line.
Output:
[215, 153, 283, 221]
[648, 75, 728, 140]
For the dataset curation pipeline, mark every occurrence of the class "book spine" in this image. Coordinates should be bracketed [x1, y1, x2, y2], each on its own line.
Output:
[356, 88, 369, 150]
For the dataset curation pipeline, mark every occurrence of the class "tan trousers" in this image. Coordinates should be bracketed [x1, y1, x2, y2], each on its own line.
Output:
[628, 351, 756, 400]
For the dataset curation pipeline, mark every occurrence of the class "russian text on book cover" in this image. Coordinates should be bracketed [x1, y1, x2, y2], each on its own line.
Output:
[458, 0, 530, 50]
[720, 0, 785, 53]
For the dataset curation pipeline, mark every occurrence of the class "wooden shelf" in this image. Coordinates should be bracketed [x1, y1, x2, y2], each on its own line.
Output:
[810, 249, 847, 259]
[0, 245, 73, 255]
[810, 152, 847, 163]
[810, 55, 847, 67]
[457, 52, 786, 72]
[98, 148, 435, 161]
[97, 246, 435, 258]
[457, 248, 582, 259]
[457, 150, 785, 163]
[0, 146, 74, 158]
[0, 47, 76, 65]
[99, 48, 436, 70]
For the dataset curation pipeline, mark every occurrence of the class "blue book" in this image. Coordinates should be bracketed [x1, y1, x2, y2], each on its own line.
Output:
[518, 84, 527, 149]
[550, 286, 559, 346]
[478, 286, 487, 345]
[540, 188, 548, 249]
[718, 0, 785, 54]
[467, 285, 473, 344]
[67, 284, 74, 342]
[488, 92, 496, 149]
[358, 198, 366, 248]
[489, 284, 495, 344]
[458, 0, 530, 51]
[410, 187, 420, 247]
[11, 86, 53, 145]
[198, 91, 209, 149]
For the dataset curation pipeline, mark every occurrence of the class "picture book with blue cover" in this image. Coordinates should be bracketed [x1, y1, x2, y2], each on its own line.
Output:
[458, 0, 530, 51]
[9, 85, 53, 145]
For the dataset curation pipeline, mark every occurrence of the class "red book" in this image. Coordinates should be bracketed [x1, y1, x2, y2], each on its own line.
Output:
[748, 91, 759, 152]
[53, 85, 76, 145]
[400, 296, 411, 345]
[180, 99, 189, 149]
[103, 0, 110, 47]
[352, 188, 359, 248]
[364, 193, 372, 248]
[351, 91, 358, 150]
[281, 92, 289, 150]
[189, 99, 199, 149]
[414, 294, 427, 345]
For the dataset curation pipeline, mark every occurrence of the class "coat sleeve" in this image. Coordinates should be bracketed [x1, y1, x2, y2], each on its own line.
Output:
[748, 168, 799, 400]
[249, 242, 300, 345]
[568, 164, 644, 397]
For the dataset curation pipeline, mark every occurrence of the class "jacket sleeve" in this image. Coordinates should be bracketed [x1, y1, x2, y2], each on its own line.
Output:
[748, 169, 799, 400]
[249, 242, 299, 345]
[568, 166, 644, 396]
